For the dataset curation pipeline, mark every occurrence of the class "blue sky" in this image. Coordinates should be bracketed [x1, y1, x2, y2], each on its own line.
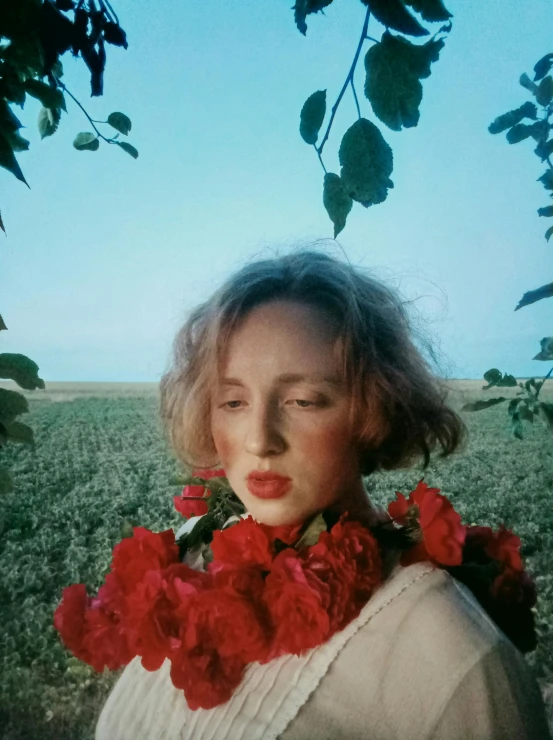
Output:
[1, 0, 552, 382]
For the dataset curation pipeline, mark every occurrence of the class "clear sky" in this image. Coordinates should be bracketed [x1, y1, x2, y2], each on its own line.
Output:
[2, 0, 552, 382]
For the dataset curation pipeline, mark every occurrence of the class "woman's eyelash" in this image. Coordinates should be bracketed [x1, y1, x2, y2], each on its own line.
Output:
[223, 399, 316, 409]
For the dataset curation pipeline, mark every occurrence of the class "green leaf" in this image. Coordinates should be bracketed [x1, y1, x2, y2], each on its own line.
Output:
[404, 0, 451, 22]
[338, 118, 394, 207]
[507, 398, 522, 417]
[24, 79, 66, 111]
[520, 73, 539, 95]
[323, 173, 353, 237]
[488, 102, 538, 135]
[52, 60, 64, 80]
[533, 336, 553, 361]
[496, 373, 518, 387]
[535, 138, 553, 162]
[2, 77, 27, 106]
[364, 31, 445, 131]
[536, 75, 553, 107]
[538, 402, 553, 429]
[545, 225, 553, 241]
[73, 132, 99, 151]
[38, 106, 61, 139]
[516, 284, 553, 310]
[107, 112, 132, 135]
[506, 123, 533, 144]
[5, 131, 30, 152]
[115, 141, 138, 158]
[518, 402, 534, 423]
[3, 420, 34, 444]
[293, 0, 334, 35]
[512, 417, 524, 440]
[0, 131, 28, 186]
[299, 90, 326, 145]
[461, 397, 507, 412]
[0, 353, 45, 390]
[534, 54, 553, 82]
[360, 0, 429, 37]
[0, 314, 6, 330]
[295, 512, 328, 548]
[483, 368, 502, 386]
[0, 465, 13, 495]
[0, 100, 23, 135]
[0, 388, 29, 425]
[537, 205, 553, 217]
[537, 170, 553, 190]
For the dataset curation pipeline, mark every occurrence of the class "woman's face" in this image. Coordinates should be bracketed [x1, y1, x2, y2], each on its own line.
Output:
[210, 299, 365, 526]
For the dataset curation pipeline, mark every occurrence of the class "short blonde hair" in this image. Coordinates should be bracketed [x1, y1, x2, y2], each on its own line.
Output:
[159, 246, 468, 476]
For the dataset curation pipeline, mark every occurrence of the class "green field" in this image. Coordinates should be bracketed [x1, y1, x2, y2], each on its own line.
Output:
[1, 381, 552, 739]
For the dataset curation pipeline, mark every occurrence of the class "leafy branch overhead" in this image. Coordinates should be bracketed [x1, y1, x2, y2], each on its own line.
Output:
[0, 0, 138, 204]
[461, 52, 553, 439]
[294, 0, 452, 237]
[0, 1, 135, 492]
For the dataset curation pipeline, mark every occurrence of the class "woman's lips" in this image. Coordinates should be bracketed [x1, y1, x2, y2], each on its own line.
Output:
[246, 478, 292, 499]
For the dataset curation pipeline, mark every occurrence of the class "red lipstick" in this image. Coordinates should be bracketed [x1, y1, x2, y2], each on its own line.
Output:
[246, 471, 291, 499]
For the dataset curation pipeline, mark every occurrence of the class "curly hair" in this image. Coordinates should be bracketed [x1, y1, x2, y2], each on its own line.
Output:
[159, 245, 468, 476]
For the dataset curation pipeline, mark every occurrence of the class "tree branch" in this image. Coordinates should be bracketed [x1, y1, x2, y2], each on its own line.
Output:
[350, 78, 361, 120]
[317, 6, 372, 156]
[57, 81, 116, 144]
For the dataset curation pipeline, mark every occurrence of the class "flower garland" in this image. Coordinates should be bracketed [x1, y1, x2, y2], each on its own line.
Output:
[53, 473, 538, 711]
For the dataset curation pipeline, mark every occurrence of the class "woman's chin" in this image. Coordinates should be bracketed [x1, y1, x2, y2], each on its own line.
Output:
[246, 502, 307, 528]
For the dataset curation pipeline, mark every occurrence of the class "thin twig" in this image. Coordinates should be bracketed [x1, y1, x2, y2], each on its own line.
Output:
[536, 366, 553, 401]
[317, 5, 371, 156]
[350, 78, 361, 119]
[101, 0, 120, 25]
[57, 81, 116, 144]
[315, 145, 327, 174]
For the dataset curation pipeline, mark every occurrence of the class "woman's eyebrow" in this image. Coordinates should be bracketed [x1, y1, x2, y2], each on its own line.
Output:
[221, 373, 341, 387]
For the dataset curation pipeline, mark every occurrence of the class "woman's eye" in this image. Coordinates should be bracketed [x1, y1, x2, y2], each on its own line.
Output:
[224, 400, 243, 409]
[223, 399, 316, 409]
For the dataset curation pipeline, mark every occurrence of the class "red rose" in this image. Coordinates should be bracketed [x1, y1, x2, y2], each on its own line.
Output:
[259, 522, 303, 546]
[326, 520, 382, 596]
[54, 583, 90, 656]
[299, 540, 353, 631]
[211, 516, 273, 569]
[486, 525, 523, 572]
[170, 645, 244, 711]
[209, 563, 266, 602]
[181, 590, 268, 663]
[174, 485, 210, 518]
[388, 480, 466, 567]
[111, 528, 179, 594]
[491, 566, 537, 609]
[263, 550, 330, 656]
[122, 569, 177, 671]
[463, 525, 495, 563]
[163, 563, 212, 619]
[463, 525, 523, 572]
[81, 606, 133, 672]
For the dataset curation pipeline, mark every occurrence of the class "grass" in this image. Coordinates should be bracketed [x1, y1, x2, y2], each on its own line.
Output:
[0, 381, 552, 739]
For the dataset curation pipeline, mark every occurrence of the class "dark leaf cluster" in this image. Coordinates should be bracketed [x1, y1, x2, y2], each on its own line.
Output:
[461, 368, 553, 441]
[0, 0, 131, 190]
[295, 0, 452, 235]
[0, 350, 45, 494]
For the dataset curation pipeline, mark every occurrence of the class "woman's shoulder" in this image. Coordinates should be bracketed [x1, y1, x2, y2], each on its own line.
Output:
[281, 561, 550, 740]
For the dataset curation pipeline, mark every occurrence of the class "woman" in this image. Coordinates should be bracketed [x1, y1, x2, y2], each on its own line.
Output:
[95, 248, 551, 739]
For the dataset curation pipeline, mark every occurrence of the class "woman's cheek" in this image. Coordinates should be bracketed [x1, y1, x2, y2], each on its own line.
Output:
[211, 420, 236, 468]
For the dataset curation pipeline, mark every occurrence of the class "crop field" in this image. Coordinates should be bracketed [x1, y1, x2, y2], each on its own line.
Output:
[0, 380, 552, 739]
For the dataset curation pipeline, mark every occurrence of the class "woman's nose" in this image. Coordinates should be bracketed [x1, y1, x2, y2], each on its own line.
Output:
[244, 401, 285, 457]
